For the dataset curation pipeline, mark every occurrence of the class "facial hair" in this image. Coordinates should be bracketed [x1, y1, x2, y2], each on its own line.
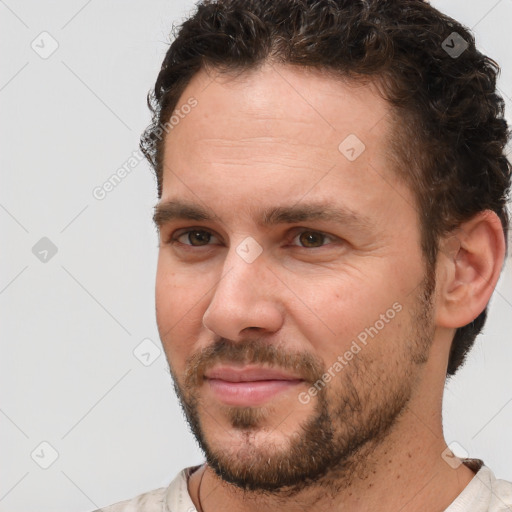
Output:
[167, 274, 435, 495]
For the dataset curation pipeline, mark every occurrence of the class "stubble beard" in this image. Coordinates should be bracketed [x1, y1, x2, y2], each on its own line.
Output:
[167, 275, 435, 496]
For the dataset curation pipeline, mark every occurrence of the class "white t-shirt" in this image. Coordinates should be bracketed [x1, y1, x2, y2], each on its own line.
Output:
[93, 459, 512, 512]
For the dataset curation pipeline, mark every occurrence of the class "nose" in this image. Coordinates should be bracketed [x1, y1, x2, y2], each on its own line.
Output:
[202, 241, 284, 341]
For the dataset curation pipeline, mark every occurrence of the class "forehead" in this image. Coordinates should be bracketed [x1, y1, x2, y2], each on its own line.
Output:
[166, 63, 391, 150]
[159, 63, 413, 227]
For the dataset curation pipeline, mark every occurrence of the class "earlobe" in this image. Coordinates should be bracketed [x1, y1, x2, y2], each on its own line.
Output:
[435, 210, 506, 329]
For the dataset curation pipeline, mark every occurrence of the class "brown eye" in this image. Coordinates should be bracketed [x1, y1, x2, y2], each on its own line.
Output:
[295, 231, 330, 248]
[171, 229, 218, 247]
[186, 230, 212, 246]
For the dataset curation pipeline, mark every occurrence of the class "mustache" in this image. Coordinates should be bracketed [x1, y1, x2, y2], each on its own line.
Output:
[184, 338, 325, 388]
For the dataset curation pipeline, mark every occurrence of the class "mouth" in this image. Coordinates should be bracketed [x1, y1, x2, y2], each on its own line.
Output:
[203, 365, 305, 406]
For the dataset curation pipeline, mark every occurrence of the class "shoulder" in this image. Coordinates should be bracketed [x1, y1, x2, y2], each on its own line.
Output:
[92, 486, 168, 512]
[90, 466, 200, 512]
[458, 460, 512, 512]
[487, 468, 512, 511]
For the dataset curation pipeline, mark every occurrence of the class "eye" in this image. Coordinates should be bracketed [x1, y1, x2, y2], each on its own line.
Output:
[290, 230, 336, 248]
[166, 228, 338, 250]
[169, 229, 220, 247]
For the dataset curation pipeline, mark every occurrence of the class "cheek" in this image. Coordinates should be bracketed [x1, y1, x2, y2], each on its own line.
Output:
[155, 257, 202, 327]
[155, 262, 203, 369]
[296, 273, 409, 362]
[155, 265, 177, 333]
[156, 308, 201, 378]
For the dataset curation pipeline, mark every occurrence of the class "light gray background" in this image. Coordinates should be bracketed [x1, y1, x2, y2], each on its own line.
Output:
[1, 1, 511, 511]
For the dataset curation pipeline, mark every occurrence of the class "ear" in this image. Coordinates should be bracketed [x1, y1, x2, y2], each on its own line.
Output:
[435, 210, 506, 329]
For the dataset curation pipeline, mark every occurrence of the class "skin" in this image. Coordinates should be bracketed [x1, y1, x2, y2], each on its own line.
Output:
[154, 63, 505, 512]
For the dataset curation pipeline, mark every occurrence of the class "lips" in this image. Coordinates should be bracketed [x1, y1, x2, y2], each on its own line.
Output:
[204, 365, 303, 382]
[203, 365, 304, 406]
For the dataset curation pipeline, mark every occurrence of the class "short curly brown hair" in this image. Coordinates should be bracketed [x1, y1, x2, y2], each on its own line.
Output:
[141, 0, 511, 376]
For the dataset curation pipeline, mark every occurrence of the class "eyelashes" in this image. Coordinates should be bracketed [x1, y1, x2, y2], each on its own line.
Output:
[166, 227, 339, 250]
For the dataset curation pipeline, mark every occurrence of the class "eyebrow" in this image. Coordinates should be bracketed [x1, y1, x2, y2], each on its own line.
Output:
[152, 198, 374, 232]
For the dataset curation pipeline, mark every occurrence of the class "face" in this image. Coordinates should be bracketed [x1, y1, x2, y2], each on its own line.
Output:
[155, 64, 436, 492]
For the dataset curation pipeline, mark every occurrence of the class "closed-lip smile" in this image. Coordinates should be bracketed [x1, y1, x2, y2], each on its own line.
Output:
[203, 365, 304, 406]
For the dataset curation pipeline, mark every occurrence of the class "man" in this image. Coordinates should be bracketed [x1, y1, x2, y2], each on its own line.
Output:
[96, 0, 511, 510]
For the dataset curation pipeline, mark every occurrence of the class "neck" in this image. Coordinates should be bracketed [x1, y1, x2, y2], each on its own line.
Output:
[189, 406, 475, 512]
